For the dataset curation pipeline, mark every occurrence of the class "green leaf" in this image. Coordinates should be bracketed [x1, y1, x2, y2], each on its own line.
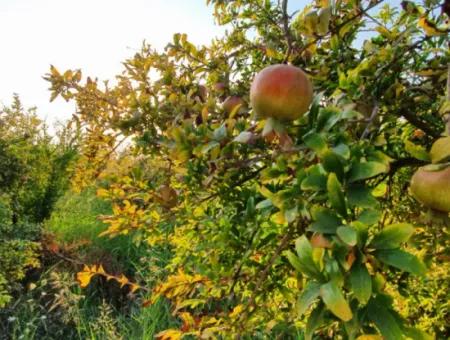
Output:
[349, 162, 388, 183]
[337, 226, 357, 246]
[371, 223, 415, 249]
[403, 327, 434, 340]
[297, 281, 321, 316]
[351, 221, 369, 248]
[284, 207, 298, 223]
[350, 263, 372, 304]
[322, 150, 345, 180]
[309, 207, 340, 234]
[405, 140, 430, 162]
[367, 151, 393, 165]
[305, 303, 325, 340]
[233, 131, 253, 143]
[327, 173, 347, 217]
[332, 143, 350, 159]
[372, 273, 386, 293]
[245, 197, 255, 216]
[317, 106, 341, 131]
[285, 250, 304, 273]
[255, 199, 272, 210]
[358, 209, 381, 225]
[320, 281, 353, 321]
[304, 132, 327, 155]
[294, 236, 322, 279]
[212, 124, 227, 141]
[201, 141, 220, 154]
[301, 165, 327, 191]
[348, 184, 378, 208]
[367, 298, 404, 340]
[375, 249, 426, 276]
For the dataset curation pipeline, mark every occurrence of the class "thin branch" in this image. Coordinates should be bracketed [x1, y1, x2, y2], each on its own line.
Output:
[228, 225, 260, 296]
[398, 106, 441, 138]
[281, 0, 293, 63]
[237, 223, 295, 328]
[297, 0, 384, 56]
[360, 102, 379, 140]
[198, 165, 267, 204]
[390, 157, 427, 172]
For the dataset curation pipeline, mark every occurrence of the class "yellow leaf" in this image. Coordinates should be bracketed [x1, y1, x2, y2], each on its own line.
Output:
[375, 26, 394, 39]
[418, 16, 446, 36]
[50, 65, 60, 77]
[155, 329, 183, 340]
[116, 274, 129, 288]
[415, 69, 445, 77]
[168, 93, 178, 103]
[229, 304, 244, 319]
[201, 106, 209, 122]
[97, 265, 106, 275]
[271, 211, 287, 225]
[258, 186, 273, 199]
[76, 269, 96, 288]
[179, 312, 195, 328]
[316, 0, 329, 7]
[129, 283, 140, 293]
[151, 210, 161, 222]
[265, 48, 278, 58]
[96, 188, 109, 198]
[193, 206, 205, 217]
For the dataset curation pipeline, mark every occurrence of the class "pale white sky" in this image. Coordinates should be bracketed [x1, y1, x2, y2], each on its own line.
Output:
[0, 0, 224, 126]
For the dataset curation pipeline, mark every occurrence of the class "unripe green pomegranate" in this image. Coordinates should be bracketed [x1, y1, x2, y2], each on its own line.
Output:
[250, 64, 313, 121]
[410, 166, 450, 212]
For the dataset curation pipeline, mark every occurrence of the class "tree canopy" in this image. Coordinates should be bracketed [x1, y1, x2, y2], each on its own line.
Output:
[45, 0, 450, 338]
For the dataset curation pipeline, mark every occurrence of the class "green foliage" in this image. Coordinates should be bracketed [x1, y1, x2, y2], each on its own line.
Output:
[0, 96, 78, 313]
[0, 95, 77, 223]
[40, 0, 450, 338]
[46, 187, 145, 267]
[0, 239, 41, 307]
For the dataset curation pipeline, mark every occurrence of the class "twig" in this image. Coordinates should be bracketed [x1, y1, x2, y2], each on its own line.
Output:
[398, 106, 440, 138]
[198, 166, 267, 204]
[228, 225, 260, 296]
[297, 0, 383, 56]
[360, 102, 379, 140]
[281, 0, 293, 63]
[237, 222, 298, 329]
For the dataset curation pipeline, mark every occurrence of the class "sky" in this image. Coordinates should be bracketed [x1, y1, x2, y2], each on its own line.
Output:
[0, 0, 401, 128]
[0, 0, 225, 126]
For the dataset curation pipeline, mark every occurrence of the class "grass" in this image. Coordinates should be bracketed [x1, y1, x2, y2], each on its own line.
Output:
[45, 187, 145, 270]
[0, 187, 180, 339]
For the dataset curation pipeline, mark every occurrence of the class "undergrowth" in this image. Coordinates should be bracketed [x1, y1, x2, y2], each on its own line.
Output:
[1, 188, 178, 339]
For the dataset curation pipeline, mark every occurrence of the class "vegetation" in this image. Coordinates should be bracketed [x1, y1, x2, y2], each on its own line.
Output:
[1, 0, 450, 339]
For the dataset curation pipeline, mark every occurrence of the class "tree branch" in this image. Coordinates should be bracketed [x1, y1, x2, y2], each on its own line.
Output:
[237, 223, 295, 330]
[281, 0, 293, 63]
[198, 165, 267, 204]
[398, 107, 441, 138]
[360, 102, 379, 140]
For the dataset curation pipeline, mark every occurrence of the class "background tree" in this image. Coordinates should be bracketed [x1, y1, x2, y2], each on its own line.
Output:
[0, 96, 79, 307]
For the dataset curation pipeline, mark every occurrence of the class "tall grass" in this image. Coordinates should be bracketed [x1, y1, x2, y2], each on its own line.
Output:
[45, 187, 144, 270]
[0, 188, 179, 339]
